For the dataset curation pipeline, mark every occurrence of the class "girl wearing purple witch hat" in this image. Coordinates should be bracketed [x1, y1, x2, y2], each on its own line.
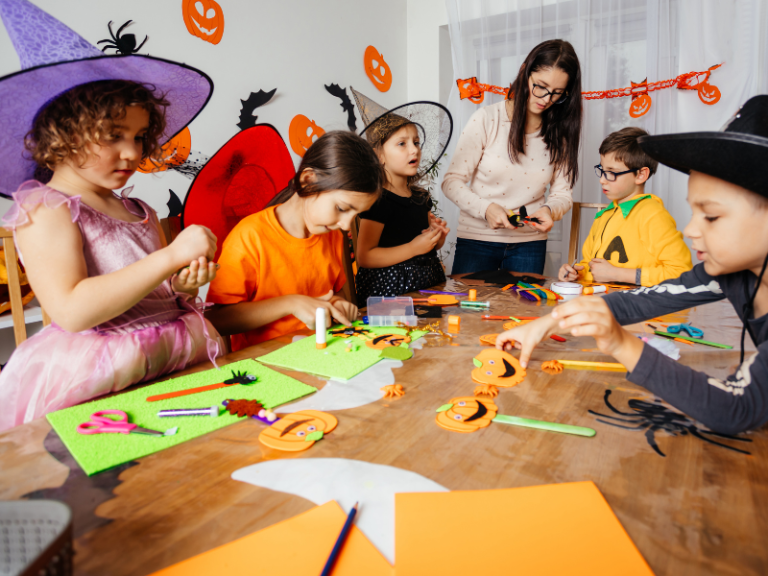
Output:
[0, 0, 225, 430]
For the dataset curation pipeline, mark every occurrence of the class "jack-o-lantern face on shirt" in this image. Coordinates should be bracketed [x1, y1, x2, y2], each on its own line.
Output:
[182, 0, 225, 45]
[259, 410, 338, 452]
[363, 45, 392, 92]
[137, 128, 191, 173]
[365, 333, 411, 350]
[471, 348, 526, 387]
[436, 396, 498, 433]
[288, 114, 326, 157]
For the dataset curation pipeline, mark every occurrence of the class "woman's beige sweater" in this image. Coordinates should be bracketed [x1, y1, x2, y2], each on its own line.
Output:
[442, 101, 573, 244]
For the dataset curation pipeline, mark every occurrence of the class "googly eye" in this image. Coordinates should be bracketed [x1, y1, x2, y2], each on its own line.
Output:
[307, 425, 316, 432]
[458, 401, 466, 406]
[296, 431, 306, 437]
[489, 360, 495, 365]
[454, 414, 463, 421]
[486, 371, 493, 375]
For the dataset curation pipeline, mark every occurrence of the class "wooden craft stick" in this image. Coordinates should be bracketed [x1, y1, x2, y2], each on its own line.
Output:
[557, 359, 626, 370]
[493, 415, 596, 437]
[654, 330, 733, 349]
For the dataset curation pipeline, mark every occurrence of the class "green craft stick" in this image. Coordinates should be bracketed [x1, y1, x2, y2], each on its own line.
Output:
[654, 330, 733, 349]
[493, 415, 596, 437]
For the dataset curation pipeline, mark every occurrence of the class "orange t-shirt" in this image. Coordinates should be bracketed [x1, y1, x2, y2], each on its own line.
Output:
[207, 205, 346, 350]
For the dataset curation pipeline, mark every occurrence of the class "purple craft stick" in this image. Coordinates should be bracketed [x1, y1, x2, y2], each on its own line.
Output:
[513, 287, 538, 302]
[419, 290, 469, 296]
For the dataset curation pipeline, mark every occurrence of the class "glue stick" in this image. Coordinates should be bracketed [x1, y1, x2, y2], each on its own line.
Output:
[583, 285, 607, 295]
[316, 307, 327, 349]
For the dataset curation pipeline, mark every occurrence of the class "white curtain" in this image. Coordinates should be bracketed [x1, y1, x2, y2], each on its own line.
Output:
[440, 0, 768, 275]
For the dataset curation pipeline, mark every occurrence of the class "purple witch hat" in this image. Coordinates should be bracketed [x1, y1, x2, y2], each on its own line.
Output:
[0, 0, 213, 197]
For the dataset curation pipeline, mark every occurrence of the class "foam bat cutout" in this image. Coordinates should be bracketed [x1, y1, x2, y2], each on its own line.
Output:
[237, 89, 277, 131]
[167, 189, 182, 218]
[325, 83, 357, 132]
[98, 20, 147, 55]
[508, 205, 542, 228]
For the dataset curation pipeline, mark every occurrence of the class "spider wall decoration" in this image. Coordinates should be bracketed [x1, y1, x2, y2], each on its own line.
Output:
[98, 20, 148, 55]
[588, 390, 752, 457]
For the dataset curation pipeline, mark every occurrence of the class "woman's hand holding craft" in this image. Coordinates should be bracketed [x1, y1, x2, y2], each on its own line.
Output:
[527, 206, 554, 233]
[173, 256, 218, 295]
[410, 227, 442, 256]
[291, 290, 353, 329]
[168, 224, 217, 268]
[496, 315, 559, 368]
[550, 296, 643, 371]
[485, 203, 516, 230]
[558, 262, 584, 281]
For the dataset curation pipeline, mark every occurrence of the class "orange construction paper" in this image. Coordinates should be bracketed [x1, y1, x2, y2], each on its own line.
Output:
[395, 482, 654, 576]
[151, 501, 392, 576]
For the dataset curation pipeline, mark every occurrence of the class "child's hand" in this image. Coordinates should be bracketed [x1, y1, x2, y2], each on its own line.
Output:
[410, 227, 442, 256]
[173, 257, 218, 295]
[551, 297, 642, 368]
[169, 225, 217, 267]
[496, 315, 559, 368]
[526, 206, 554, 233]
[290, 290, 353, 329]
[427, 213, 449, 235]
[589, 258, 618, 282]
[558, 263, 584, 281]
[330, 295, 358, 324]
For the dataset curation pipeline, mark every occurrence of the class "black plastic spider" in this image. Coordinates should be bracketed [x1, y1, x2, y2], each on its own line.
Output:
[98, 20, 148, 55]
[589, 390, 752, 457]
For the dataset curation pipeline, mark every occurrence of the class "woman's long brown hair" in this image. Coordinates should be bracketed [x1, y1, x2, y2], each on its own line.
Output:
[507, 39, 582, 187]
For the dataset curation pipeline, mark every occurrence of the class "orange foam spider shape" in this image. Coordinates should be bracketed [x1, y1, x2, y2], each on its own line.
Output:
[381, 384, 405, 398]
[542, 360, 564, 374]
[473, 384, 499, 398]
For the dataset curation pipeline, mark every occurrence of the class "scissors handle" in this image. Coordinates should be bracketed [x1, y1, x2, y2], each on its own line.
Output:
[77, 410, 136, 435]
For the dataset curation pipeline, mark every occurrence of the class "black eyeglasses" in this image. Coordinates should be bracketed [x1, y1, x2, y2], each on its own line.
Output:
[594, 165, 635, 182]
[531, 83, 568, 104]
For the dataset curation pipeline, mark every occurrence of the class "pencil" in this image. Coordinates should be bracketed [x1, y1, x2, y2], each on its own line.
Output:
[320, 502, 359, 576]
[654, 330, 733, 349]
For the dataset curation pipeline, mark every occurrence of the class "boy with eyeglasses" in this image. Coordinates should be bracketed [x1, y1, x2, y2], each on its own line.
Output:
[559, 127, 692, 286]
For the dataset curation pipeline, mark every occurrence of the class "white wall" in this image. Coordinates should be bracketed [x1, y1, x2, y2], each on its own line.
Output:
[0, 0, 408, 216]
[407, 0, 448, 102]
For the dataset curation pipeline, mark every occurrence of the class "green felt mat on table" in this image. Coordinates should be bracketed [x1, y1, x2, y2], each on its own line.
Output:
[256, 322, 426, 381]
[47, 359, 316, 476]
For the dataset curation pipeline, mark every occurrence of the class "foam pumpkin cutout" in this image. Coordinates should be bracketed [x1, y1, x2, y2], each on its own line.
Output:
[698, 81, 721, 105]
[288, 114, 325, 157]
[365, 333, 411, 350]
[471, 348, 526, 387]
[259, 410, 338, 452]
[629, 94, 652, 118]
[138, 128, 191, 173]
[182, 0, 224, 45]
[479, 334, 499, 346]
[503, 319, 532, 330]
[435, 397, 498, 433]
[363, 45, 393, 92]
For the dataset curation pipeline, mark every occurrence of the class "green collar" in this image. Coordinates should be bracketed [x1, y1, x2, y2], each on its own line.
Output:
[595, 194, 652, 219]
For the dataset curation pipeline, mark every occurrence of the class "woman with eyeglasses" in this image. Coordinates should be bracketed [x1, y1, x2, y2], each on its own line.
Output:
[442, 39, 582, 275]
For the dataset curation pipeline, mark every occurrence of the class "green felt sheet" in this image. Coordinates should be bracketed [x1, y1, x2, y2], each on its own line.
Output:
[257, 322, 425, 381]
[46, 359, 316, 476]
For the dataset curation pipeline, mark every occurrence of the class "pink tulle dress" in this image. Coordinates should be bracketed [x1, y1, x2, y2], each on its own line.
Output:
[0, 181, 225, 431]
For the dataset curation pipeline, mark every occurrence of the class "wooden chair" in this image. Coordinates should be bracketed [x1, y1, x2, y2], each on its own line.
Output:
[0, 229, 51, 346]
[567, 202, 608, 264]
[340, 217, 360, 307]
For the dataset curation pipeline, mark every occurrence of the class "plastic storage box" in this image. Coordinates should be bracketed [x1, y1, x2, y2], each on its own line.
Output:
[366, 296, 418, 327]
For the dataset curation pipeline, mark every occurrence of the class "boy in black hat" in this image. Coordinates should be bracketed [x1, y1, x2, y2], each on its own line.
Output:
[496, 95, 768, 434]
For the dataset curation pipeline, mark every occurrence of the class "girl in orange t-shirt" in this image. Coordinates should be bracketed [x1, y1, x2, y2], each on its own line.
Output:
[206, 131, 384, 350]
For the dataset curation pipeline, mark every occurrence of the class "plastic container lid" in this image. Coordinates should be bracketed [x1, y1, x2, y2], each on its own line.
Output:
[366, 296, 418, 327]
[550, 282, 583, 296]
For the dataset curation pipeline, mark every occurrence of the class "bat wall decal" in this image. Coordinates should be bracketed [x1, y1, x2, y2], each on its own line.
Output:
[325, 83, 357, 132]
[237, 88, 277, 131]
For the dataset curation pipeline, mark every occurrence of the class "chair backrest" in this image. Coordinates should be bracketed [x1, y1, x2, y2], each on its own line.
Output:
[160, 216, 183, 244]
[568, 202, 608, 264]
[339, 217, 360, 307]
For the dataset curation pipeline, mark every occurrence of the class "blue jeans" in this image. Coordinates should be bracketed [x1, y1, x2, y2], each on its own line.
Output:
[451, 237, 547, 275]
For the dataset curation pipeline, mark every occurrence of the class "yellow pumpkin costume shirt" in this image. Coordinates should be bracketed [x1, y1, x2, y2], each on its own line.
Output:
[578, 194, 692, 286]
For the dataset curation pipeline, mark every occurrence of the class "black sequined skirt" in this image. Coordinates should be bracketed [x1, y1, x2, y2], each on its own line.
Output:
[355, 252, 446, 305]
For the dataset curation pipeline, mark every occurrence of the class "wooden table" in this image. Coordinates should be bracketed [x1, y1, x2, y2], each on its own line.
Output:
[1, 280, 766, 576]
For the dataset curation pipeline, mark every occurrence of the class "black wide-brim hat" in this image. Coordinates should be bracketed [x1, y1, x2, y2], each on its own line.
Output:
[637, 95, 768, 198]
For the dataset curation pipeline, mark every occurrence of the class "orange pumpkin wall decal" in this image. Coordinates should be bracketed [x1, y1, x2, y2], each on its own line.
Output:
[259, 410, 338, 452]
[697, 81, 721, 105]
[182, 0, 225, 45]
[436, 396, 498, 433]
[471, 348, 526, 387]
[288, 114, 326, 157]
[628, 93, 652, 118]
[365, 333, 411, 350]
[363, 45, 393, 92]
[137, 127, 191, 173]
